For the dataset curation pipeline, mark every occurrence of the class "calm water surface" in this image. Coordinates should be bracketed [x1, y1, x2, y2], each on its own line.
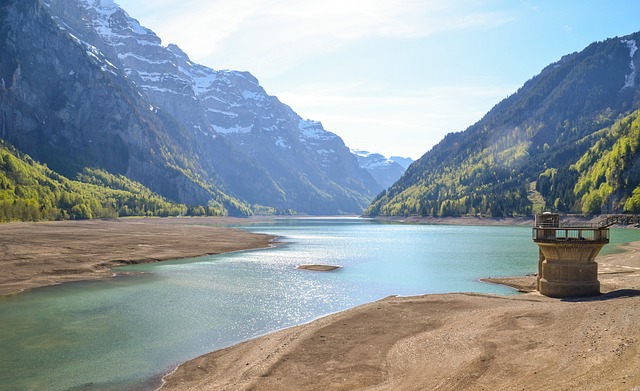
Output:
[1, 218, 638, 390]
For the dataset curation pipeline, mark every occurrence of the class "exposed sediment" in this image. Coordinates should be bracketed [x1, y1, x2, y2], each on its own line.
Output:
[161, 241, 640, 391]
[0, 217, 275, 296]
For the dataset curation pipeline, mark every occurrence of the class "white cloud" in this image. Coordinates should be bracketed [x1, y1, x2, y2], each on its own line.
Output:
[121, 0, 268, 58]
[114, 0, 518, 158]
[118, 0, 514, 75]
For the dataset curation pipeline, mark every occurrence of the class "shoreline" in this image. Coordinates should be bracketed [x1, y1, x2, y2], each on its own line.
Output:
[160, 230, 640, 391]
[3, 215, 640, 390]
[372, 215, 535, 226]
[0, 217, 275, 296]
[163, 291, 640, 391]
[370, 214, 608, 226]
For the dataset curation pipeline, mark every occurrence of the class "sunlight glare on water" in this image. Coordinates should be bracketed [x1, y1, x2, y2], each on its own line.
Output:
[1, 218, 638, 390]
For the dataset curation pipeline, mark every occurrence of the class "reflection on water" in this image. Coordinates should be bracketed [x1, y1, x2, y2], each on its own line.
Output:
[0, 218, 638, 390]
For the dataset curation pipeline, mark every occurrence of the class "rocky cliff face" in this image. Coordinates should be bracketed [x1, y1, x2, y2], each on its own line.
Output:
[37, 0, 380, 214]
[0, 0, 240, 210]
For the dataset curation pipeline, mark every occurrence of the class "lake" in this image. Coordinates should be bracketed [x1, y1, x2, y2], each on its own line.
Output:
[1, 218, 638, 390]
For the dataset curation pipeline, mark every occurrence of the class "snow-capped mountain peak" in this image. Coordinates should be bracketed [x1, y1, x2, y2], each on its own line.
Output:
[351, 149, 411, 189]
[351, 149, 394, 169]
[38, 0, 382, 214]
[78, 0, 156, 43]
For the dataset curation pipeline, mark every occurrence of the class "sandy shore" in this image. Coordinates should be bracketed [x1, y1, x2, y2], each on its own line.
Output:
[161, 239, 640, 390]
[3, 216, 640, 390]
[0, 217, 275, 296]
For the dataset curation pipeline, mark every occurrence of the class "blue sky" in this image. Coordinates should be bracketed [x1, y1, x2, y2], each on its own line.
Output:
[115, 0, 640, 159]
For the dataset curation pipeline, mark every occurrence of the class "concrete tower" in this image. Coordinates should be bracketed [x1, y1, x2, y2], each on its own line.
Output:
[533, 213, 609, 298]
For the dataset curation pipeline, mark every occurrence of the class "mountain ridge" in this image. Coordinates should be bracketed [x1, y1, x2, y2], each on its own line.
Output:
[352, 149, 410, 189]
[0, 0, 382, 217]
[366, 31, 640, 217]
[46, 0, 381, 215]
[1, 0, 230, 210]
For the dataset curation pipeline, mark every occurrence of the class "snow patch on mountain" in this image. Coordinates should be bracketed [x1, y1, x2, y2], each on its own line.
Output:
[352, 149, 395, 169]
[622, 39, 637, 90]
[242, 90, 266, 102]
[67, 32, 118, 75]
[190, 70, 218, 95]
[42, 0, 382, 213]
[213, 124, 254, 134]
[206, 108, 239, 118]
[275, 136, 290, 149]
[118, 52, 171, 65]
[352, 149, 411, 189]
[389, 156, 414, 170]
[298, 119, 337, 142]
[79, 0, 154, 41]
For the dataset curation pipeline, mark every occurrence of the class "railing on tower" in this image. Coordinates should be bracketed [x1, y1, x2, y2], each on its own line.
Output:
[532, 213, 610, 243]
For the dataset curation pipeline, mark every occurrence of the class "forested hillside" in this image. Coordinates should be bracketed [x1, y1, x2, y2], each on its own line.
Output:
[539, 109, 640, 214]
[0, 141, 191, 221]
[366, 33, 640, 217]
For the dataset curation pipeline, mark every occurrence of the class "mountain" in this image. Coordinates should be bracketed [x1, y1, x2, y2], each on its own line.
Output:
[44, 0, 380, 214]
[0, 0, 379, 217]
[0, 140, 188, 221]
[543, 108, 640, 214]
[1, 0, 250, 216]
[389, 156, 414, 170]
[352, 150, 408, 189]
[366, 32, 640, 217]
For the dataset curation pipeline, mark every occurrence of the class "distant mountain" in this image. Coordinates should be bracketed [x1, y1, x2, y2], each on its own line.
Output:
[389, 156, 414, 170]
[352, 150, 408, 189]
[0, 0, 379, 217]
[366, 32, 640, 217]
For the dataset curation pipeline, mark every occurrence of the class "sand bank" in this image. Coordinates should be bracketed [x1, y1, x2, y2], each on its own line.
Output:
[4, 216, 640, 390]
[0, 217, 275, 296]
[161, 242, 640, 391]
[297, 264, 341, 271]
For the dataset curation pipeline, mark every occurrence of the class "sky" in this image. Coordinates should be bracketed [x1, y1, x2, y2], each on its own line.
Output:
[115, 0, 640, 160]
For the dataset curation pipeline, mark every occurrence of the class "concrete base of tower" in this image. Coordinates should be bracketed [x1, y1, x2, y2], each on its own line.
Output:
[538, 277, 600, 298]
[535, 241, 605, 298]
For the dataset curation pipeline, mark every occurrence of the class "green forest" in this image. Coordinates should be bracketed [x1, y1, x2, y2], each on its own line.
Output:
[366, 108, 640, 218]
[0, 140, 303, 222]
[365, 35, 640, 218]
[539, 109, 640, 215]
[0, 141, 197, 221]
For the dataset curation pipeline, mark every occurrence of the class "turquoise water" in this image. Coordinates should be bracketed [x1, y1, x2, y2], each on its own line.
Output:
[0, 218, 638, 390]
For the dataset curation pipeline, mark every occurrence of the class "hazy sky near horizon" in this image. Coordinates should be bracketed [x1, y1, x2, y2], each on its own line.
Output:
[115, 0, 640, 159]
